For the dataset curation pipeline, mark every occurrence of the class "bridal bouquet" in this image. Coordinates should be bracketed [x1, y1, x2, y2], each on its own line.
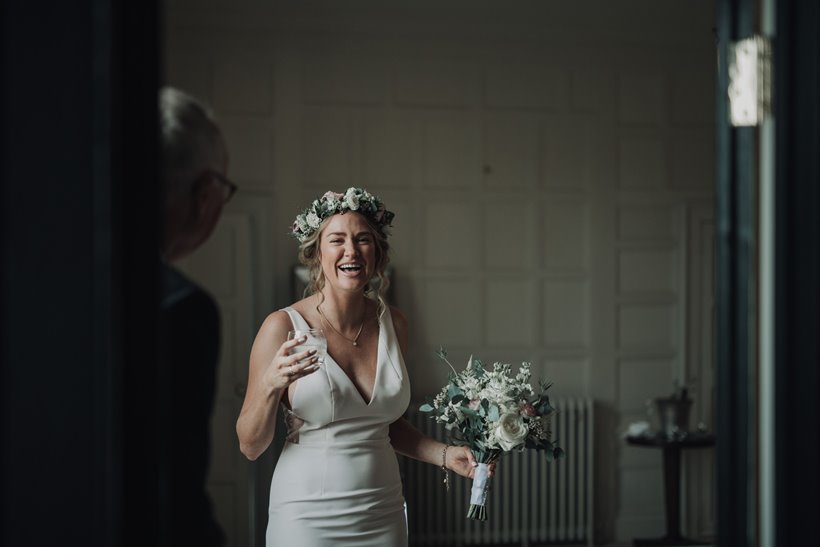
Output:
[420, 349, 563, 521]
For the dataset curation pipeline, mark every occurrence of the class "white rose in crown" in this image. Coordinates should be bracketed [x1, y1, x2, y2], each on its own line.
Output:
[495, 413, 528, 450]
[345, 189, 360, 210]
[306, 211, 321, 228]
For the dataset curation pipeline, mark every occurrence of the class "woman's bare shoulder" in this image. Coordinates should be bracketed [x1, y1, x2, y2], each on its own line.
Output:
[290, 296, 315, 316]
[258, 309, 292, 337]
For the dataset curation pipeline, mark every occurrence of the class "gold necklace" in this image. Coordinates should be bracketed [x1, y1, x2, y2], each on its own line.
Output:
[316, 305, 365, 347]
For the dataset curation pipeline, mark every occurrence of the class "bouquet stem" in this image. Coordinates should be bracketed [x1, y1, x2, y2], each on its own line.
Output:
[467, 463, 491, 521]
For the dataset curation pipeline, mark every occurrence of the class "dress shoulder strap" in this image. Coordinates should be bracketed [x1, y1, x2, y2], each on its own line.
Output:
[281, 306, 311, 332]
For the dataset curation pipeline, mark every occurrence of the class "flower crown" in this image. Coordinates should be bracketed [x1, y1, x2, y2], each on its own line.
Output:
[291, 187, 395, 243]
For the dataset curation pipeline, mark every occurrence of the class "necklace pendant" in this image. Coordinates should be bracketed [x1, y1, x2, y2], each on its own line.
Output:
[353, 341, 358, 346]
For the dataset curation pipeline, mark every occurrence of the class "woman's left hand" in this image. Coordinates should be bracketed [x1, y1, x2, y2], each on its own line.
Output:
[445, 445, 496, 480]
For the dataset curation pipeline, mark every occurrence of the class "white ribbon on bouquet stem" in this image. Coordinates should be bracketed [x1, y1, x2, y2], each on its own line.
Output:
[470, 463, 490, 505]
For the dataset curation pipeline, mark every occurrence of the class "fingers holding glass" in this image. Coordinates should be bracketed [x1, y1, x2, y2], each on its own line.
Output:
[286, 329, 327, 369]
[280, 348, 318, 379]
[267, 332, 322, 390]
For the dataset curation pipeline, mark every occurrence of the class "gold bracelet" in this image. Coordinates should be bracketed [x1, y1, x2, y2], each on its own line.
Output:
[441, 445, 450, 491]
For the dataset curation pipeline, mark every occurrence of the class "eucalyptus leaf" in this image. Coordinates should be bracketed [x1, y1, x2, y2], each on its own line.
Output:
[488, 404, 500, 422]
[419, 403, 434, 412]
[461, 407, 478, 418]
[537, 401, 554, 415]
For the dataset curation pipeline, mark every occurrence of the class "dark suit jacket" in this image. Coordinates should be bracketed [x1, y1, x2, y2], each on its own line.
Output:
[159, 263, 226, 546]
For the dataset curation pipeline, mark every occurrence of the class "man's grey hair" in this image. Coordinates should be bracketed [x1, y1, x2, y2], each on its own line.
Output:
[159, 87, 223, 201]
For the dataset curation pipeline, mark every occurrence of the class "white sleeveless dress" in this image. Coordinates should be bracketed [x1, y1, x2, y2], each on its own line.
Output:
[265, 307, 411, 546]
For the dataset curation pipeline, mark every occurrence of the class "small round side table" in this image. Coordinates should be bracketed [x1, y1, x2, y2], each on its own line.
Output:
[625, 432, 716, 546]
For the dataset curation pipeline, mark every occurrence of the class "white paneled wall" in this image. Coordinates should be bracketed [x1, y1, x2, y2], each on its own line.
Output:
[165, 1, 716, 544]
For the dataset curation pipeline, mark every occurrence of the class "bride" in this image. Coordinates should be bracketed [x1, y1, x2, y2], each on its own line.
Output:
[236, 188, 491, 546]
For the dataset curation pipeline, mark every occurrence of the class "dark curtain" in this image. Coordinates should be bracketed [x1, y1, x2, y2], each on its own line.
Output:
[0, 1, 159, 545]
[774, 1, 820, 546]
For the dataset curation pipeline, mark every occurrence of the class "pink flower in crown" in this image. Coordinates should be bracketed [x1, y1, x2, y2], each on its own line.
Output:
[468, 398, 481, 411]
[520, 402, 537, 417]
[322, 191, 344, 202]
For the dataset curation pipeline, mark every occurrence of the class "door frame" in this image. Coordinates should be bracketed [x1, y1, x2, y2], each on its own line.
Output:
[715, 1, 756, 545]
[716, 1, 820, 546]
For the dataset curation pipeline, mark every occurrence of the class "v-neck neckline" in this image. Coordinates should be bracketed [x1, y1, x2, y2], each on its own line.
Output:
[288, 307, 382, 406]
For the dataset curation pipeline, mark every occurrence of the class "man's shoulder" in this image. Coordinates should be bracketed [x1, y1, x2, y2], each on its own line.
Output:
[160, 263, 215, 314]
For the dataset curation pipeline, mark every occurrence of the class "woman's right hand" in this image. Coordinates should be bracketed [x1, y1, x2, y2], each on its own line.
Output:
[262, 335, 320, 391]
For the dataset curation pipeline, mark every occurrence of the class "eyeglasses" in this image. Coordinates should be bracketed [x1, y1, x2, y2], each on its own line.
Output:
[209, 170, 238, 203]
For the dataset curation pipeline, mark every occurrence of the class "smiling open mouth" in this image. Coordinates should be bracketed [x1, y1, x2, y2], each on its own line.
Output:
[338, 264, 363, 273]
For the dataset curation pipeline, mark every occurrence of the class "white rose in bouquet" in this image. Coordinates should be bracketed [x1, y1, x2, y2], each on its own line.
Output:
[495, 413, 528, 450]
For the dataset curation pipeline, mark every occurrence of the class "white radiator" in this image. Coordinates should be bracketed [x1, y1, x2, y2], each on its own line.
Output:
[402, 397, 594, 547]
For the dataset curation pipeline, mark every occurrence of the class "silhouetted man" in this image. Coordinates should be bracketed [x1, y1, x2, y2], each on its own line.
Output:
[158, 87, 235, 546]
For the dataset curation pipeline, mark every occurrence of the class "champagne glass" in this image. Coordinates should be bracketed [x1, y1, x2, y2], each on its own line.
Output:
[287, 328, 326, 369]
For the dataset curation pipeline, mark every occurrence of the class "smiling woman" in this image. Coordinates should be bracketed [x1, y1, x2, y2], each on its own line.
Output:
[235, 187, 492, 546]
[318, 214, 378, 294]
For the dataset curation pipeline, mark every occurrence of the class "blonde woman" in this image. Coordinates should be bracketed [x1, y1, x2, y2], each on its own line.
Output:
[237, 188, 490, 546]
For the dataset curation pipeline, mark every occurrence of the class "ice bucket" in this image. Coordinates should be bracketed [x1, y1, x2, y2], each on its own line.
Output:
[653, 396, 692, 438]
